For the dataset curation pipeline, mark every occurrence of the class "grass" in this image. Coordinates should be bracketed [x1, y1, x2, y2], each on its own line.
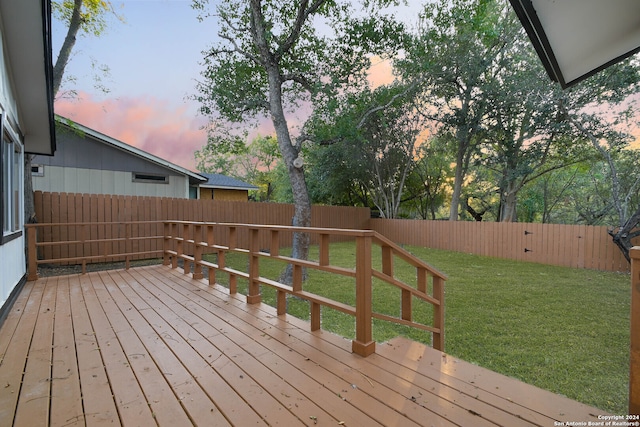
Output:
[205, 242, 630, 414]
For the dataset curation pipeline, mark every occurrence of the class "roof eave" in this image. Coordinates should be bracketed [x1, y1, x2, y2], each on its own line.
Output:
[0, 0, 56, 154]
[56, 116, 206, 182]
[508, 0, 640, 89]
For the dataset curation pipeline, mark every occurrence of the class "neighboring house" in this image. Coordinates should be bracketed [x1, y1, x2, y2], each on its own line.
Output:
[0, 1, 56, 310]
[198, 172, 258, 201]
[32, 117, 206, 198]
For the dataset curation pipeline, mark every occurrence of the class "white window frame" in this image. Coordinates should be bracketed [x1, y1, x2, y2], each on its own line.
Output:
[1, 114, 23, 244]
[132, 172, 169, 184]
[31, 164, 44, 177]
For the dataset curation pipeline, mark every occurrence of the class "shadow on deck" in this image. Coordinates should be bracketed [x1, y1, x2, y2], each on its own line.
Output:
[0, 265, 607, 426]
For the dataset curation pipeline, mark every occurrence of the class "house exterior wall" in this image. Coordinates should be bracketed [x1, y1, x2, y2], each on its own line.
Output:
[200, 188, 249, 201]
[0, 237, 25, 307]
[0, 24, 24, 306]
[34, 166, 190, 198]
[31, 127, 191, 198]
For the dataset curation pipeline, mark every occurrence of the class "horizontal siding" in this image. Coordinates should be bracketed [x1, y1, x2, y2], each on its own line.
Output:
[33, 167, 190, 198]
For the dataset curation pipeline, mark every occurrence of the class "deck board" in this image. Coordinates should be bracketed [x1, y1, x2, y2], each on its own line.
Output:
[0, 265, 610, 426]
[50, 276, 84, 427]
[69, 274, 119, 426]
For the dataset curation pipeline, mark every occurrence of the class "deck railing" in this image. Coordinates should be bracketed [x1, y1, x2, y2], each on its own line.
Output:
[630, 246, 640, 413]
[26, 220, 447, 357]
[26, 221, 165, 280]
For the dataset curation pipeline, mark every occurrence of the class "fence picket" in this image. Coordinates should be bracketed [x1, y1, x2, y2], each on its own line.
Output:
[32, 192, 636, 272]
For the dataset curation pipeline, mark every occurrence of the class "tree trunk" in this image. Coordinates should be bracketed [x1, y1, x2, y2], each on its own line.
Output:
[449, 140, 466, 221]
[609, 206, 640, 263]
[499, 182, 518, 222]
[263, 64, 311, 283]
[53, 0, 84, 96]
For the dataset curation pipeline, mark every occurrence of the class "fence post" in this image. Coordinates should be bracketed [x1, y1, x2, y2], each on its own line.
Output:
[352, 234, 375, 357]
[630, 247, 640, 414]
[27, 225, 38, 281]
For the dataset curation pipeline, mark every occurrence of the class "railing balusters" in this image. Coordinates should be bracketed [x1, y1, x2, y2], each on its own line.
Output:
[432, 276, 445, 351]
[26, 220, 447, 359]
[319, 234, 329, 266]
[247, 228, 261, 304]
[270, 230, 279, 256]
[27, 226, 38, 281]
[193, 223, 204, 280]
[311, 302, 321, 331]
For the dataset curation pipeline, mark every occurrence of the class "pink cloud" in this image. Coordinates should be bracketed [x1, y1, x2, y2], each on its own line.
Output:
[368, 57, 395, 87]
[55, 93, 210, 171]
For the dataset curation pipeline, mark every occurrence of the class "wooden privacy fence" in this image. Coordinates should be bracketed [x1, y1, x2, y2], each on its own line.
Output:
[630, 247, 640, 413]
[371, 218, 637, 272]
[33, 192, 370, 258]
[35, 191, 636, 272]
[25, 220, 447, 357]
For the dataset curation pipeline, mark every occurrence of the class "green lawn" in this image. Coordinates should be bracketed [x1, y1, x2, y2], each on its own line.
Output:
[207, 242, 630, 414]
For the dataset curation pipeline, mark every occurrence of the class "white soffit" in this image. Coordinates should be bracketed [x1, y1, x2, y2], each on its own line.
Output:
[511, 0, 640, 88]
[0, 0, 55, 155]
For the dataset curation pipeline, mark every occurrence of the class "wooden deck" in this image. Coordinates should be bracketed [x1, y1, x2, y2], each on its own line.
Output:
[0, 265, 608, 426]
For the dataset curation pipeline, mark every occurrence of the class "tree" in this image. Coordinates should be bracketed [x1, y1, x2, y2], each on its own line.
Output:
[397, 0, 515, 221]
[308, 84, 423, 218]
[403, 134, 453, 220]
[569, 112, 640, 262]
[52, 0, 121, 96]
[25, 0, 122, 226]
[195, 134, 281, 201]
[193, 0, 404, 279]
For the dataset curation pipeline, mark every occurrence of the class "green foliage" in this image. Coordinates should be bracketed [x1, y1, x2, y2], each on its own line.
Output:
[52, 0, 121, 37]
[403, 134, 454, 219]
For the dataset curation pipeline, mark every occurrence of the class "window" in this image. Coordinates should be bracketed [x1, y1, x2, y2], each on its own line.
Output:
[31, 164, 44, 177]
[2, 120, 23, 240]
[132, 172, 168, 184]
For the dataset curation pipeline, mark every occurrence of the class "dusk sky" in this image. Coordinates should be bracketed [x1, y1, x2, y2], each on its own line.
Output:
[52, 0, 397, 172]
[53, 1, 638, 172]
[53, 0, 227, 171]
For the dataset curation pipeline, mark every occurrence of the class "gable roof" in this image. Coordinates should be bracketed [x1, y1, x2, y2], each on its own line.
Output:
[508, 0, 640, 88]
[199, 173, 258, 191]
[56, 116, 206, 184]
[0, 0, 56, 154]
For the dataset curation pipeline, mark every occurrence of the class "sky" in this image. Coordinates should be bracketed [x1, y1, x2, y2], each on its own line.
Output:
[53, 1, 638, 173]
[52, 0, 398, 172]
[53, 0, 226, 171]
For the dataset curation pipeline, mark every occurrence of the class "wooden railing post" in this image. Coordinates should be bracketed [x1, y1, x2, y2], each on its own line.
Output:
[193, 223, 204, 280]
[163, 222, 171, 265]
[182, 222, 191, 275]
[630, 247, 640, 414]
[352, 234, 375, 357]
[176, 222, 184, 270]
[270, 230, 280, 257]
[432, 276, 445, 351]
[319, 234, 330, 266]
[125, 222, 131, 270]
[247, 228, 261, 304]
[80, 224, 87, 274]
[27, 225, 38, 281]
